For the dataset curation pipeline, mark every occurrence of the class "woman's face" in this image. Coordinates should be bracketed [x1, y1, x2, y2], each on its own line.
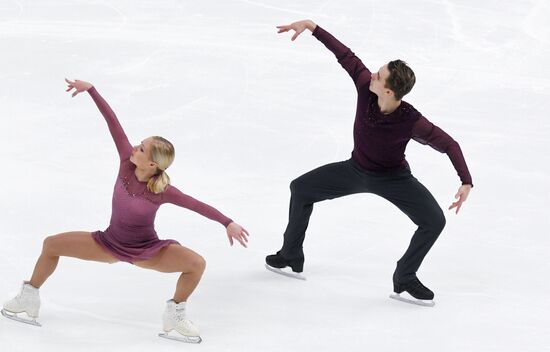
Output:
[130, 137, 157, 169]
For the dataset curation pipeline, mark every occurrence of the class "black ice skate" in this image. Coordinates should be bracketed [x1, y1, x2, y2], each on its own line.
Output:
[265, 251, 306, 280]
[390, 278, 435, 307]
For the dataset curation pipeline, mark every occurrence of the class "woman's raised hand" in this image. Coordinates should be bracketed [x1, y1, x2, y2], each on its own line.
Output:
[65, 78, 93, 97]
[276, 20, 317, 41]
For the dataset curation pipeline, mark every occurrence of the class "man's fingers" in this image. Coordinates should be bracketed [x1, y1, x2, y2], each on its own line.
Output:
[449, 201, 463, 214]
[291, 32, 299, 41]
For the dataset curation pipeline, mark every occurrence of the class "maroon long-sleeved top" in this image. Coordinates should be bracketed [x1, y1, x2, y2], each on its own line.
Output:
[87, 87, 232, 263]
[312, 26, 472, 185]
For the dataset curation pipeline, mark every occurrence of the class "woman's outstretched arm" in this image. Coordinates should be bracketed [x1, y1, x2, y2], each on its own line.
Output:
[164, 185, 250, 247]
[65, 79, 133, 161]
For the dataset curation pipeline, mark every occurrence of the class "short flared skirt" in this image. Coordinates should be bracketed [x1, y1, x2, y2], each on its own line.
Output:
[91, 227, 180, 264]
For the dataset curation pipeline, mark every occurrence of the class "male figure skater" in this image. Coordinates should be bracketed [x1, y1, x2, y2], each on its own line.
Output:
[266, 20, 473, 306]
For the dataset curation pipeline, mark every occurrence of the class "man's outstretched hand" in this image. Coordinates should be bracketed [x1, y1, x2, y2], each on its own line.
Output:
[449, 184, 472, 214]
[276, 20, 317, 41]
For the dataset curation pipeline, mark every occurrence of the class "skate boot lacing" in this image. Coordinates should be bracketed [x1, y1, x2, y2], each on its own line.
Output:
[174, 305, 186, 322]
[410, 278, 427, 291]
[15, 283, 25, 300]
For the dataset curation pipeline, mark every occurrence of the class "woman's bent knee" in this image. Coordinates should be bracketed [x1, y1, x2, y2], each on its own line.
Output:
[42, 235, 61, 256]
[190, 255, 206, 273]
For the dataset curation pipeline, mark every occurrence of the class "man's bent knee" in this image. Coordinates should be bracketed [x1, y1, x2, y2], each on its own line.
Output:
[428, 211, 446, 235]
[290, 176, 312, 196]
[289, 178, 301, 194]
[434, 212, 446, 233]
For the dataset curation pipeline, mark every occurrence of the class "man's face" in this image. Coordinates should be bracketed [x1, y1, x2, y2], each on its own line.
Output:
[369, 64, 392, 97]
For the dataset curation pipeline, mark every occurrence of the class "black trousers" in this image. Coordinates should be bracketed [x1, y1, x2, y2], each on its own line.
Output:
[280, 159, 446, 283]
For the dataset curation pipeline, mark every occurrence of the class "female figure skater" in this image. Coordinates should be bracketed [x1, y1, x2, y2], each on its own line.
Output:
[2, 79, 249, 343]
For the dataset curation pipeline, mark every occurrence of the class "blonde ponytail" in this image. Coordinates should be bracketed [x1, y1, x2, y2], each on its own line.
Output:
[146, 136, 175, 194]
[148, 170, 171, 194]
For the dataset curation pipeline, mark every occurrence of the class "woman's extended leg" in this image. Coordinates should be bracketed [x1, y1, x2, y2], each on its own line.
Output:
[134, 244, 205, 303]
[29, 231, 118, 288]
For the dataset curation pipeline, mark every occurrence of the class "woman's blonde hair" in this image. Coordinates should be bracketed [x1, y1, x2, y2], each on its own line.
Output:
[147, 136, 175, 194]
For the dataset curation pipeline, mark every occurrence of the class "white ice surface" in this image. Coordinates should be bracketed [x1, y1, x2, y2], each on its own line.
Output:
[1, 0, 549, 351]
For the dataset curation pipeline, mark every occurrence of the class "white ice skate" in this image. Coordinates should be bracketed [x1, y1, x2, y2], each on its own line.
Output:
[265, 263, 307, 280]
[158, 299, 202, 344]
[2, 281, 41, 326]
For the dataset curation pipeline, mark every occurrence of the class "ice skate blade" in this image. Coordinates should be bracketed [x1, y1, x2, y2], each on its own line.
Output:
[1, 309, 42, 326]
[389, 293, 435, 307]
[159, 332, 202, 344]
[265, 264, 306, 280]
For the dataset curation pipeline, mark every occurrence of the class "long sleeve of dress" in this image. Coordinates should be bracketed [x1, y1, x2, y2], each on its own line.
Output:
[88, 87, 133, 161]
[312, 25, 372, 90]
[412, 116, 473, 186]
[163, 185, 233, 227]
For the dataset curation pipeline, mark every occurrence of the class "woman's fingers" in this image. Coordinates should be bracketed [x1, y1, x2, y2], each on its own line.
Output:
[237, 234, 247, 247]
[239, 228, 249, 243]
[65, 78, 76, 94]
[231, 231, 248, 248]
